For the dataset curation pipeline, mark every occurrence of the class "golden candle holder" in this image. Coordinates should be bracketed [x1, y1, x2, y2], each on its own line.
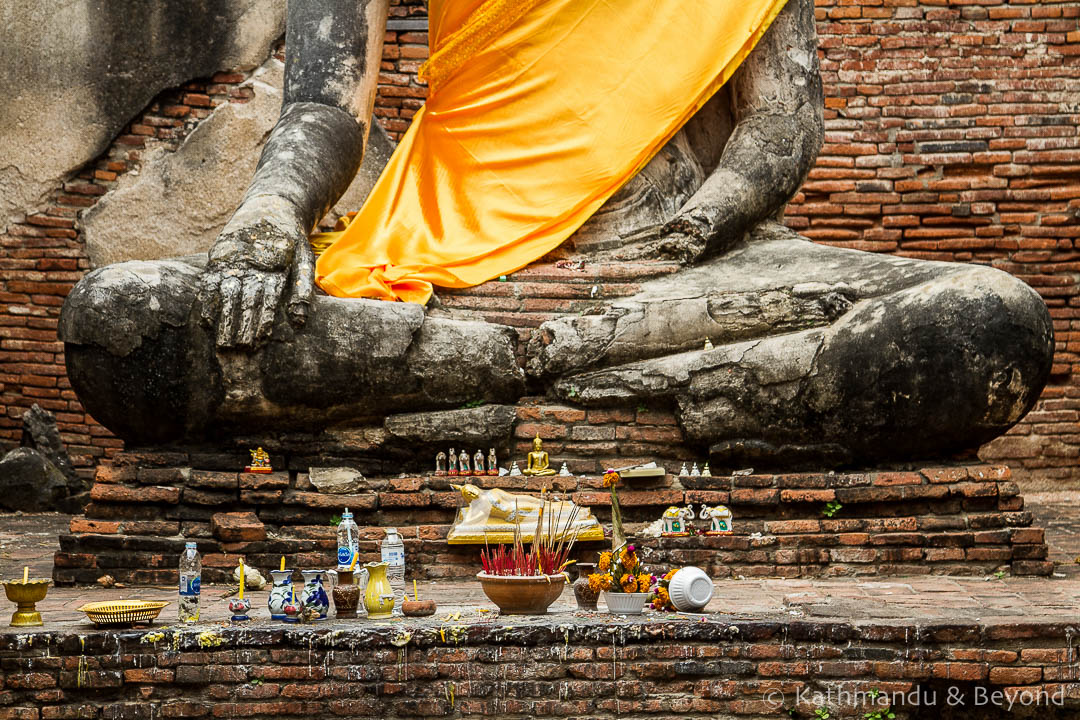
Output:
[3, 578, 50, 627]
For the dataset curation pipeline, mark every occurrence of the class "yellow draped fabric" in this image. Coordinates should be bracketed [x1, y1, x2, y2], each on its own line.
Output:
[314, 0, 790, 304]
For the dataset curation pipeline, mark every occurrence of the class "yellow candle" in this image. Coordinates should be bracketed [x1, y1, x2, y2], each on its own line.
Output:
[413, 579, 419, 601]
[348, 552, 359, 572]
[280, 556, 285, 572]
[238, 561, 245, 600]
[23, 566, 28, 584]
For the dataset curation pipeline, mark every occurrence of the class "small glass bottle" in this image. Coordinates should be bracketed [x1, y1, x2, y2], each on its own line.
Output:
[178, 542, 201, 623]
[380, 527, 406, 615]
[337, 508, 359, 570]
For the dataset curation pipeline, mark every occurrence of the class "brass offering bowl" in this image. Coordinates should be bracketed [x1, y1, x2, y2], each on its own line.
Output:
[3, 578, 50, 627]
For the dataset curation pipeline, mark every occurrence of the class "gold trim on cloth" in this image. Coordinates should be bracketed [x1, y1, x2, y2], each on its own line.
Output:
[419, 0, 544, 94]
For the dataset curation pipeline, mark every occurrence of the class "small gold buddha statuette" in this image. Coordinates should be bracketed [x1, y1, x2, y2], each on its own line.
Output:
[523, 435, 556, 476]
[245, 447, 272, 474]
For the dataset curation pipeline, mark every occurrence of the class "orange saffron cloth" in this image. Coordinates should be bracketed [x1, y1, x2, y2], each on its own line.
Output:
[314, 0, 791, 304]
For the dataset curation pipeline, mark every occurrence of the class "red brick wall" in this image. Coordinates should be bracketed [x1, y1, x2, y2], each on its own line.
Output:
[2, 1, 1078, 481]
[0, 72, 259, 478]
[786, 0, 1080, 483]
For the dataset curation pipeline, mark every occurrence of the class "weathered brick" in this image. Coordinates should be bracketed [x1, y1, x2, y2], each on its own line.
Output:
[239, 472, 289, 491]
[779, 489, 836, 503]
[988, 666, 1042, 685]
[211, 512, 266, 542]
[285, 492, 378, 510]
[122, 668, 175, 683]
[89, 485, 180, 504]
[1011, 528, 1045, 544]
[189, 471, 240, 490]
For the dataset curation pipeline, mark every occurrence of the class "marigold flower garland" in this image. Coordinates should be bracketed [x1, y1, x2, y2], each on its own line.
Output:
[650, 568, 679, 611]
[587, 543, 654, 595]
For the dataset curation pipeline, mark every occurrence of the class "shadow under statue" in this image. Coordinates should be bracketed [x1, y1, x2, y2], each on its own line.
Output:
[59, 0, 1053, 468]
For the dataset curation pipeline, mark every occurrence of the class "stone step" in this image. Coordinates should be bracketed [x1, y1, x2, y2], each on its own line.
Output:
[57, 462, 1052, 585]
[5, 597, 1080, 717]
[55, 521, 1051, 585]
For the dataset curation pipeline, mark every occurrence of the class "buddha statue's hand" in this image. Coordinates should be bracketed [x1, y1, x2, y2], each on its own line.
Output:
[596, 216, 715, 266]
[198, 198, 314, 348]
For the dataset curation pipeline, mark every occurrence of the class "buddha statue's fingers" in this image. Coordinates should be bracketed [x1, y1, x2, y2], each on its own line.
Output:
[596, 228, 702, 265]
[653, 227, 706, 265]
[236, 276, 263, 347]
[256, 273, 286, 343]
[216, 275, 243, 348]
[287, 236, 315, 327]
[197, 270, 222, 328]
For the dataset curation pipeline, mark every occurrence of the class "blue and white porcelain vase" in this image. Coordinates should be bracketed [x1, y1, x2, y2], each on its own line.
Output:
[268, 569, 294, 620]
[300, 570, 330, 620]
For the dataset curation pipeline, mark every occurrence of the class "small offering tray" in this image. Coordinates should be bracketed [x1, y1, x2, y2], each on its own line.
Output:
[78, 600, 170, 626]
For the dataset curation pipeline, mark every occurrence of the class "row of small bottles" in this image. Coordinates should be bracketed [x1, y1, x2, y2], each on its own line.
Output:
[176, 509, 406, 623]
[337, 509, 406, 611]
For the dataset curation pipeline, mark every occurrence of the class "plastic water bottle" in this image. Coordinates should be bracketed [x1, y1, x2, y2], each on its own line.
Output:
[380, 527, 406, 614]
[178, 542, 201, 623]
[336, 508, 359, 570]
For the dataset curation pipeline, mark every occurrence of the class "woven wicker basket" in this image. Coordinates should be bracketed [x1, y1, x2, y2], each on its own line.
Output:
[78, 600, 169, 626]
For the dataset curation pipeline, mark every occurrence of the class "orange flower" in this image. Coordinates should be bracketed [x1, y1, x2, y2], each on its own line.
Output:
[587, 573, 604, 594]
[603, 470, 620, 488]
[619, 546, 638, 572]
[598, 552, 612, 572]
[654, 586, 670, 609]
[663, 569, 678, 582]
[619, 573, 638, 593]
[637, 573, 652, 591]
[598, 574, 613, 591]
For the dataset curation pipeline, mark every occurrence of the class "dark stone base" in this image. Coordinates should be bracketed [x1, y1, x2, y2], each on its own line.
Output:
[3, 610, 1080, 719]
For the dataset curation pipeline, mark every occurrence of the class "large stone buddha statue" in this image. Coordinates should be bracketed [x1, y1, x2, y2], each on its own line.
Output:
[59, 0, 1052, 467]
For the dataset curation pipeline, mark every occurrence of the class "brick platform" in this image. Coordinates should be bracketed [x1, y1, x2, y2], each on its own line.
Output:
[55, 459, 1052, 585]
[3, 576, 1080, 719]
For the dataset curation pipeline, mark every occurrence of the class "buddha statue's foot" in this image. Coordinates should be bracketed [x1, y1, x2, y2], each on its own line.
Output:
[59, 257, 525, 445]
[528, 222, 1054, 466]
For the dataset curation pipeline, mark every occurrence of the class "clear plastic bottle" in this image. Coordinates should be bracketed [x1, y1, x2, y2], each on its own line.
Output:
[337, 508, 359, 570]
[380, 527, 406, 614]
[178, 542, 201, 623]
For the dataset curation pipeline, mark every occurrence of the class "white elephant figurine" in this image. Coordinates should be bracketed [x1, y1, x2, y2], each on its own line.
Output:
[661, 505, 696, 536]
[700, 504, 733, 535]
